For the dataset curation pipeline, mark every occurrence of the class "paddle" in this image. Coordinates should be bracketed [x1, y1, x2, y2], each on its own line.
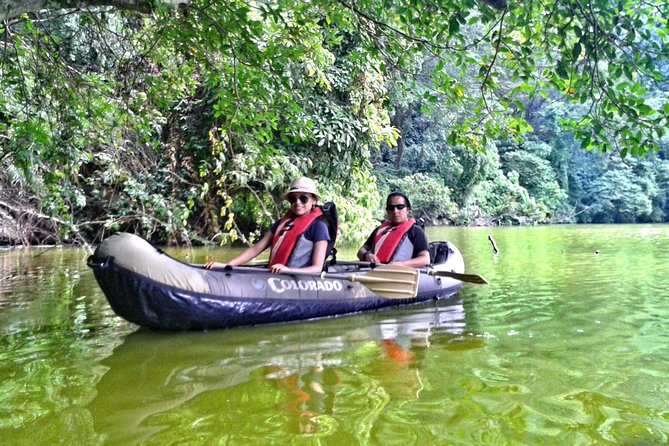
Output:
[212, 264, 420, 299]
[327, 264, 420, 299]
[423, 269, 488, 285]
[328, 260, 488, 285]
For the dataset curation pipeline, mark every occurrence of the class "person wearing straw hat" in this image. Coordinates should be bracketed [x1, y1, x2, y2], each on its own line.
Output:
[356, 192, 430, 268]
[204, 177, 330, 274]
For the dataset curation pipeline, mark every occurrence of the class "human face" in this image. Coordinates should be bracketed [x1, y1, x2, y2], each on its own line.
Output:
[288, 193, 315, 216]
[386, 196, 409, 225]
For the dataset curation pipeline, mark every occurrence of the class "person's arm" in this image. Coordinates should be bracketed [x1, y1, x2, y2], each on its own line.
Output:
[229, 231, 273, 265]
[204, 231, 273, 269]
[357, 244, 380, 263]
[357, 230, 378, 262]
[309, 239, 329, 270]
[356, 245, 367, 261]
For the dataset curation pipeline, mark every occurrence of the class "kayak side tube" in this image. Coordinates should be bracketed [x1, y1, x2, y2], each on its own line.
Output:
[87, 233, 464, 330]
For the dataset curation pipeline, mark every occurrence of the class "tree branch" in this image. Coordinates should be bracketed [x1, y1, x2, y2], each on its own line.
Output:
[0, 0, 187, 21]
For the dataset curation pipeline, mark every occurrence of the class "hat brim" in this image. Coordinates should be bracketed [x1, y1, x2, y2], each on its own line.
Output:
[281, 189, 321, 201]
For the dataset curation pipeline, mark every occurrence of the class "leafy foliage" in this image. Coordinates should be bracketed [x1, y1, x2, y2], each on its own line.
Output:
[568, 152, 669, 224]
[375, 172, 458, 225]
[499, 140, 569, 214]
[0, 0, 668, 244]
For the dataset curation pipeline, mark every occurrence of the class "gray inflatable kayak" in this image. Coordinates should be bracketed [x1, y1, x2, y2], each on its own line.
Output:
[87, 232, 465, 330]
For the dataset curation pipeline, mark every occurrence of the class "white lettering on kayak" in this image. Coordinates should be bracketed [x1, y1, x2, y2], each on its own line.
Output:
[267, 277, 343, 294]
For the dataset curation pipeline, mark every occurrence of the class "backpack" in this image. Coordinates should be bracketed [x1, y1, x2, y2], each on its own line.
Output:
[428, 241, 452, 265]
[319, 202, 339, 266]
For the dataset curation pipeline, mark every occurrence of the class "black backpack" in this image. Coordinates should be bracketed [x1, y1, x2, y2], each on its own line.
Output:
[428, 241, 452, 265]
[319, 202, 339, 266]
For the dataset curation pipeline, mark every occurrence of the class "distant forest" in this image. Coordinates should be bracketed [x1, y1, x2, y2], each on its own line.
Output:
[1, 0, 667, 245]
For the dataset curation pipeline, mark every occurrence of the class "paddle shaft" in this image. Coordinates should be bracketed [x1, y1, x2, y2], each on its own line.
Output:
[205, 264, 420, 298]
[330, 260, 488, 285]
[202, 262, 486, 285]
[207, 265, 346, 280]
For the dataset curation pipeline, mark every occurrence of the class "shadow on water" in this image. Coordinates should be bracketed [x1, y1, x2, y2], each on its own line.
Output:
[87, 298, 484, 442]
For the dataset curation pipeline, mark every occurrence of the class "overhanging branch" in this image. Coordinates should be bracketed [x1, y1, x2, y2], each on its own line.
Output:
[0, 0, 187, 21]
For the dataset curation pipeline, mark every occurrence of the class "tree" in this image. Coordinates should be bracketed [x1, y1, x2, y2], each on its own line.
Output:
[499, 140, 568, 214]
[0, 1, 185, 20]
[3, 0, 667, 155]
[378, 173, 458, 225]
[1, 0, 668, 244]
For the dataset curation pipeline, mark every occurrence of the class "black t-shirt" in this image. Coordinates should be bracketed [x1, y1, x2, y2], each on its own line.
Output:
[364, 224, 429, 259]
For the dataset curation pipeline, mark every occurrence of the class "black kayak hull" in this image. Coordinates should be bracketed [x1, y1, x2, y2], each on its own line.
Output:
[88, 233, 464, 330]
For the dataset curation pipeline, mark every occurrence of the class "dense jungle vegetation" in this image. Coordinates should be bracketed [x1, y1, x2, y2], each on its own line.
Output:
[1, 0, 668, 246]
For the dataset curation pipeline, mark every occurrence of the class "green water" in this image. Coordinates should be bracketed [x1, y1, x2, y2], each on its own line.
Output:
[1, 225, 668, 444]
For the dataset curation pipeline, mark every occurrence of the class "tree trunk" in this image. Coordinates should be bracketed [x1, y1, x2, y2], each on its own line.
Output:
[393, 107, 406, 170]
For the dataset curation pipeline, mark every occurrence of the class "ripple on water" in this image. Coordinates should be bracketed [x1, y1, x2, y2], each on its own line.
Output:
[2, 226, 669, 444]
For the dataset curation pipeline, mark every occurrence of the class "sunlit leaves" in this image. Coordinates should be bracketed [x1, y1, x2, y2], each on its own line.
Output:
[1, 0, 668, 243]
[481, 0, 669, 156]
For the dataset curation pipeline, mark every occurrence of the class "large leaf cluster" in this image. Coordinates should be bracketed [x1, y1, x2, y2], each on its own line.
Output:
[1, 0, 668, 243]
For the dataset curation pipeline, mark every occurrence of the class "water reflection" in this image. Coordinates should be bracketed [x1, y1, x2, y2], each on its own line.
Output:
[4, 225, 669, 443]
[87, 299, 480, 441]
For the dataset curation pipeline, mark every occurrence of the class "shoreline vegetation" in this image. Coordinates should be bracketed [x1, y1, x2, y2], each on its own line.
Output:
[1, 183, 535, 248]
[2, 3, 668, 248]
[0, 198, 511, 247]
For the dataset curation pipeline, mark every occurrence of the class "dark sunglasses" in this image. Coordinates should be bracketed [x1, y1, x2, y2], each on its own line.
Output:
[288, 194, 310, 204]
[386, 204, 408, 211]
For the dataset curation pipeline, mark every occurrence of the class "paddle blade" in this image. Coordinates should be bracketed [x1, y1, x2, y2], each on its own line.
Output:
[349, 265, 420, 299]
[427, 269, 488, 285]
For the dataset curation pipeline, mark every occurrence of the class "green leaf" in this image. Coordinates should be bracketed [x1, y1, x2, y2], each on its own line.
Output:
[555, 62, 569, 79]
[448, 16, 460, 35]
[571, 42, 581, 61]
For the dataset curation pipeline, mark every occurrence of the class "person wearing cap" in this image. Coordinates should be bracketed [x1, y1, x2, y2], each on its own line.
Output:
[356, 192, 430, 268]
[204, 177, 330, 274]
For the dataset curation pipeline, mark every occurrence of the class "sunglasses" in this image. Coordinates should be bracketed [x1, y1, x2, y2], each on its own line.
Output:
[386, 204, 408, 211]
[288, 194, 310, 204]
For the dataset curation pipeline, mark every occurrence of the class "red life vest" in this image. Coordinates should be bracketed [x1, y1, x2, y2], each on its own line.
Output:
[372, 218, 416, 263]
[269, 207, 324, 267]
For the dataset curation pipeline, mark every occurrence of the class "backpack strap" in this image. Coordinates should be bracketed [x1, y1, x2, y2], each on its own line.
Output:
[319, 202, 339, 268]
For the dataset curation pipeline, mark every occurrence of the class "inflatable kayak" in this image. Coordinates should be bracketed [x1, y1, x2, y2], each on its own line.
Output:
[87, 232, 466, 330]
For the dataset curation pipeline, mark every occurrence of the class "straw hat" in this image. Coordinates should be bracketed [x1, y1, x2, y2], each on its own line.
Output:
[281, 177, 321, 201]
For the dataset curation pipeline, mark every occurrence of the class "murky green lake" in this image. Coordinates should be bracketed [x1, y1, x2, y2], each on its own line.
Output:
[1, 225, 668, 444]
